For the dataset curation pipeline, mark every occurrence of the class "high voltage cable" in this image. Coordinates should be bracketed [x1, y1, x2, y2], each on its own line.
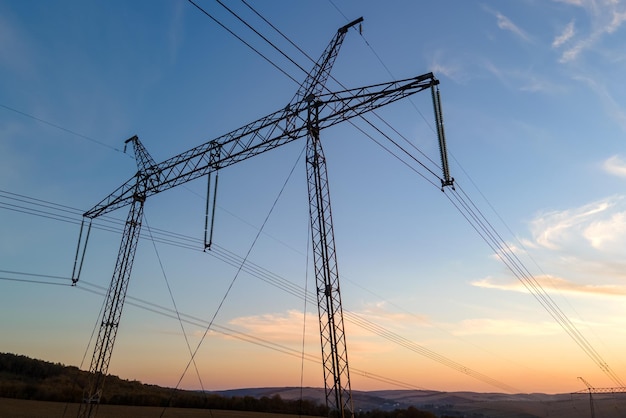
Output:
[0, 268, 70, 282]
[186, 0, 299, 86]
[444, 184, 624, 387]
[0, 275, 69, 286]
[2, 153, 620, 388]
[353, 113, 442, 184]
[5, 1, 613, 391]
[0, 190, 309, 299]
[24, 176, 613, 388]
[323, 0, 623, 387]
[318, 0, 444, 175]
[453, 157, 620, 378]
[0, 104, 127, 154]
[214, 0, 309, 76]
[343, 311, 519, 393]
[172, 0, 443, 189]
[2, 264, 520, 393]
[12, 263, 503, 392]
[143, 214, 208, 406]
[208, 0, 446, 185]
[0, 1, 441, 185]
[1, 190, 520, 391]
[240, 0, 311, 62]
[8, 0, 592, 371]
[0, 0, 600, 398]
[14, 0, 580, 387]
[1, 268, 421, 391]
[449, 184, 623, 386]
[74, 278, 424, 391]
[228, 2, 621, 386]
[0, 1, 446, 195]
[165, 140, 306, 401]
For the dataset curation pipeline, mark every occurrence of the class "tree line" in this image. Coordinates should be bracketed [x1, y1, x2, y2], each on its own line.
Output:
[0, 352, 441, 417]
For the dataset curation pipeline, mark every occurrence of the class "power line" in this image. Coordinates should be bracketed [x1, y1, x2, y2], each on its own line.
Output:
[0, 271, 407, 391]
[166, 142, 306, 397]
[3, 4, 608, 392]
[444, 183, 624, 387]
[158, 1, 624, 388]
[12, 271, 423, 391]
[0, 3, 572, 386]
[200, 0, 446, 187]
[1, 189, 520, 392]
[239, 0, 315, 64]
[322, 1, 442, 173]
[186, 0, 300, 85]
[214, 0, 309, 76]
[451, 154, 618, 366]
[3, 121, 621, 389]
[321, 2, 624, 387]
[0, 268, 71, 282]
[0, 275, 70, 286]
[143, 214, 208, 410]
[0, 103, 126, 154]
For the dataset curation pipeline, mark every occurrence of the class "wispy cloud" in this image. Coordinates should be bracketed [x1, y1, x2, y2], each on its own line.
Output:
[584, 211, 626, 250]
[358, 301, 430, 327]
[518, 75, 556, 93]
[453, 317, 561, 336]
[529, 197, 618, 250]
[608, 9, 626, 32]
[495, 11, 531, 42]
[473, 275, 626, 298]
[604, 155, 626, 177]
[554, 0, 626, 62]
[227, 304, 429, 346]
[552, 20, 576, 48]
[168, 1, 186, 64]
[429, 59, 463, 83]
[483, 61, 559, 94]
[558, 32, 597, 63]
[228, 310, 318, 344]
[519, 195, 626, 282]
[553, 0, 584, 5]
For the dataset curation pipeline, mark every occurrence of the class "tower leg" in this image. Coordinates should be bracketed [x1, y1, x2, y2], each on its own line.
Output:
[306, 105, 354, 418]
[77, 193, 145, 418]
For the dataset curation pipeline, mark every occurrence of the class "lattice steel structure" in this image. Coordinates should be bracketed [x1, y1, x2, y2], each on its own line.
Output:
[72, 17, 452, 418]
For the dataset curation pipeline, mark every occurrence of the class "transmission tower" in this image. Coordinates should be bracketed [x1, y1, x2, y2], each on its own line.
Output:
[72, 18, 453, 418]
[574, 377, 626, 418]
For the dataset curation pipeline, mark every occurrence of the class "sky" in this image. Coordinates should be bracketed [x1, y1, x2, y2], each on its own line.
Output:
[2, 0, 626, 397]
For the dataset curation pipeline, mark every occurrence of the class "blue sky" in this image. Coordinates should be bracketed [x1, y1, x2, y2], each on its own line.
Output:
[2, 0, 626, 395]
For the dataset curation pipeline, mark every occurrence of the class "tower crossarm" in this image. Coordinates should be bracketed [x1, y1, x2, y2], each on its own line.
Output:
[84, 73, 439, 219]
[574, 387, 626, 394]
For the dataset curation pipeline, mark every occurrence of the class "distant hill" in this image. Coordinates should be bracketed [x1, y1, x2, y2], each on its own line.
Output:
[5, 353, 626, 417]
[0, 352, 327, 416]
[213, 386, 626, 418]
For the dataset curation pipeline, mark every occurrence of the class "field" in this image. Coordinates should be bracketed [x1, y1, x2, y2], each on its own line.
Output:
[363, 390, 626, 418]
[6, 392, 626, 417]
[0, 398, 322, 418]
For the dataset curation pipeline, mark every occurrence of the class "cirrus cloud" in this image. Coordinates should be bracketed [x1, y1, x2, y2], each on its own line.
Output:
[603, 155, 626, 177]
[553, 0, 626, 62]
[453, 317, 561, 336]
[529, 198, 616, 250]
[494, 11, 531, 42]
[552, 20, 576, 48]
[473, 275, 626, 298]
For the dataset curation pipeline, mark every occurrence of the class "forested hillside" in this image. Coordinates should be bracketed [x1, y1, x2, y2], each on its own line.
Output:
[0, 353, 438, 417]
[0, 352, 327, 415]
